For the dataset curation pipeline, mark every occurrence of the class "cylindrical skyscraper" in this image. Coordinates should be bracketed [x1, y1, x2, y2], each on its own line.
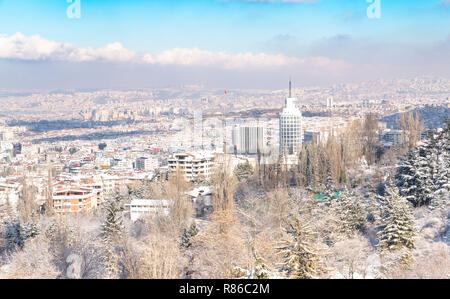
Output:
[279, 80, 303, 156]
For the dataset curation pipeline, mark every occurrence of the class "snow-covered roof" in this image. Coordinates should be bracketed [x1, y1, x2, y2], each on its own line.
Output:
[127, 199, 169, 206]
[187, 186, 212, 198]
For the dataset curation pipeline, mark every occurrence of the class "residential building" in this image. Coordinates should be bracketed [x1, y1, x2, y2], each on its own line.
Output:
[135, 156, 158, 171]
[167, 151, 215, 181]
[52, 183, 96, 215]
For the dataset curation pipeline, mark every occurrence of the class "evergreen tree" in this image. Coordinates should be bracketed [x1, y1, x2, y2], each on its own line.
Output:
[102, 193, 125, 238]
[21, 217, 39, 240]
[276, 218, 328, 279]
[2, 215, 39, 250]
[322, 162, 335, 204]
[433, 126, 450, 204]
[364, 183, 380, 223]
[305, 149, 312, 188]
[251, 245, 272, 279]
[101, 192, 125, 278]
[432, 134, 449, 212]
[396, 149, 418, 204]
[396, 147, 433, 207]
[377, 187, 416, 251]
[325, 162, 334, 193]
[234, 162, 254, 182]
[434, 156, 449, 193]
[336, 189, 366, 235]
[181, 221, 199, 248]
[127, 184, 150, 200]
[415, 145, 434, 206]
[3, 219, 25, 249]
[397, 125, 450, 208]
[431, 189, 450, 213]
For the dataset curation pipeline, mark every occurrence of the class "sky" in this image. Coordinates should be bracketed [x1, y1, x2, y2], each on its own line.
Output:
[0, 0, 449, 90]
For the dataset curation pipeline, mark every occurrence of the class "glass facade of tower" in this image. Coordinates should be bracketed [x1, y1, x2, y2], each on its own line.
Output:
[279, 98, 303, 156]
[232, 126, 265, 155]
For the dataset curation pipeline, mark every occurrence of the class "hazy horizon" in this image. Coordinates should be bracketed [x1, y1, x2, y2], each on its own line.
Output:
[0, 0, 449, 90]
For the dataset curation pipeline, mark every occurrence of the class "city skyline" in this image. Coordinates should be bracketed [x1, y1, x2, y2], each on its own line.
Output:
[0, 0, 449, 90]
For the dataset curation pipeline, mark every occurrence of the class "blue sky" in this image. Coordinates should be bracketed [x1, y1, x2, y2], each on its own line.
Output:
[0, 0, 449, 89]
[0, 0, 448, 52]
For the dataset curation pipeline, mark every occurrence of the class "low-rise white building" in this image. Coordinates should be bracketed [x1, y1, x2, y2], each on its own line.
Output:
[126, 199, 170, 222]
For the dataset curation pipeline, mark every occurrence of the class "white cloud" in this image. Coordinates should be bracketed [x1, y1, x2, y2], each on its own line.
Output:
[0, 32, 349, 71]
[0, 33, 135, 62]
[143, 48, 348, 70]
[144, 48, 314, 69]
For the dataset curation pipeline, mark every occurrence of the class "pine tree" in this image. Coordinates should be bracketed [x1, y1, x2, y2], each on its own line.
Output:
[251, 245, 272, 279]
[322, 162, 335, 204]
[181, 221, 199, 248]
[325, 162, 334, 192]
[364, 183, 380, 223]
[396, 147, 433, 207]
[431, 188, 450, 213]
[101, 192, 125, 278]
[276, 218, 328, 279]
[102, 193, 125, 238]
[234, 162, 254, 182]
[21, 216, 39, 240]
[336, 189, 366, 235]
[431, 136, 449, 212]
[305, 149, 312, 188]
[2, 215, 39, 250]
[3, 219, 25, 249]
[415, 145, 434, 206]
[433, 126, 450, 207]
[377, 187, 416, 251]
[396, 149, 417, 203]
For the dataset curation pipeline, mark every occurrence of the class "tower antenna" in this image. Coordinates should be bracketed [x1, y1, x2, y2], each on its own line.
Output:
[289, 76, 292, 98]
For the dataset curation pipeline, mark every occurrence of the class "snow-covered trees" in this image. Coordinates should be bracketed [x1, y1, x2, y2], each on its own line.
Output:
[328, 234, 372, 279]
[102, 193, 125, 238]
[335, 190, 367, 236]
[396, 125, 450, 208]
[101, 192, 125, 278]
[120, 230, 185, 279]
[322, 163, 336, 204]
[2, 217, 39, 250]
[432, 126, 450, 211]
[396, 148, 433, 207]
[276, 218, 329, 279]
[377, 187, 416, 251]
[0, 237, 59, 279]
[251, 245, 273, 279]
[181, 221, 199, 248]
[234, 162, 254, 182]
[231, 244, 276, 279]
[324, 163, 334, 193]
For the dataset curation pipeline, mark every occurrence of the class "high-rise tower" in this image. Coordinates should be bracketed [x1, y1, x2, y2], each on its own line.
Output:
[279, 79, 303, 156]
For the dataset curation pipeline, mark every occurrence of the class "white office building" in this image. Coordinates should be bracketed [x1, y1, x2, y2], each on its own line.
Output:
[232, 126, 265, 155]
[279, 80, 303, 156]
[135, 156, 158, 171]
[127, 199, 170, 222]
[326, 97, 334, 108]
